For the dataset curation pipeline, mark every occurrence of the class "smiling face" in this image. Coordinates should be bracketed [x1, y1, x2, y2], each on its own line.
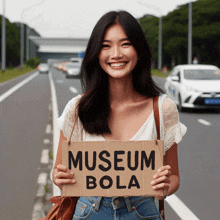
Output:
[99, 23, 138, 80]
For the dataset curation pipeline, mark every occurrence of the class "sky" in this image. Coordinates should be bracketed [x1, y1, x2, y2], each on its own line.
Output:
[0, 0, 197, 38]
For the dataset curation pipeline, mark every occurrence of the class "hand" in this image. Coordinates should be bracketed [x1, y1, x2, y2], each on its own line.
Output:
[151, 165, 171, 200]
[53, 164, 76, 190]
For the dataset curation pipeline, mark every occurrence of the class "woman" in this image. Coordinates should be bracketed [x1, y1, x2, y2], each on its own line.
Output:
[53, 11, 187, 220]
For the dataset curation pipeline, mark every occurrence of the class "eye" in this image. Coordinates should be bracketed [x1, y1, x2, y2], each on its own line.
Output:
[122, 42, 132, 47]
[101, 44, 110, 48]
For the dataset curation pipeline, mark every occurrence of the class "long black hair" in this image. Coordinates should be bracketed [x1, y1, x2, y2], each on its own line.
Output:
[78, 10, 163, 135]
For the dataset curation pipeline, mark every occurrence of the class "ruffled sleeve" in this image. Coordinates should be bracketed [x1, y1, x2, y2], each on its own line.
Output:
[57, 95, 82, 141]
[160, 96, 187, 153]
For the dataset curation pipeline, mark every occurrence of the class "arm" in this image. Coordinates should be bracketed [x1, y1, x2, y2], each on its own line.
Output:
[53, 130, 76, 190]
[151, 143, 179, 200]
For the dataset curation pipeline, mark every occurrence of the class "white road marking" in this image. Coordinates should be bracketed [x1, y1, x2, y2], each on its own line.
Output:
[69, 86, 78, 93]
[166, 194, 200, 220]
[56, 80, 63, 83]
[37, 173, 47, 185]
[45, 124, 52, 134]
[198, 119, 211, 126]
[43, 139, 50, 144]
[31, 202, 45, 220]
[36, 185, 45, 197]
[0, 72, 39, 103]
[49, 71, 62, 196]
[40, 149, 49, 164]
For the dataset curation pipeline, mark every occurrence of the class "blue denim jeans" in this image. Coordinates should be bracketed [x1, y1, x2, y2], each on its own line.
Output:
[72, 196, 162, 220]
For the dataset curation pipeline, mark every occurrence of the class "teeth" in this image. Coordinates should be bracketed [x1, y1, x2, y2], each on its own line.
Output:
[110, 63, 126, 67]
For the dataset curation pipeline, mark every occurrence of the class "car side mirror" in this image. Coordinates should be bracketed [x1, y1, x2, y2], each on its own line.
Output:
[171, 76, 180, 82]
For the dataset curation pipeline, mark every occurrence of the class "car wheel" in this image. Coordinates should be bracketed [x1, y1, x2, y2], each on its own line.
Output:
[178, 94, 183, 112]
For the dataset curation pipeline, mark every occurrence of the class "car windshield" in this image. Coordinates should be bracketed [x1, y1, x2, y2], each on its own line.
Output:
[184, 69, 220, 80]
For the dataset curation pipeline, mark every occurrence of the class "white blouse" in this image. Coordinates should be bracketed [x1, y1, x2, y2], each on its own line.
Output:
[57, 94, 187, 155]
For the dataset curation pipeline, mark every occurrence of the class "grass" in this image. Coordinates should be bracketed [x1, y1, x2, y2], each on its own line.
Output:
[151, 69, 170, 78]
[45, 184, 49, 193]
[49, 151, 53, 160]
[0, 65, 36, 83]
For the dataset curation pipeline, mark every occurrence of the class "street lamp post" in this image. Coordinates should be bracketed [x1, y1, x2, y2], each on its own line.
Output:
[26, 26, 29, 61]
[188, 2, 192, 64]
[1, 0, 6, 72]
[158, 17, 162, 70]
[20, 23, 24, 68]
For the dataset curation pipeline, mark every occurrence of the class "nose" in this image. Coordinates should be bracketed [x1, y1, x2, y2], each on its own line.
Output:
[111, 45, 123, 59]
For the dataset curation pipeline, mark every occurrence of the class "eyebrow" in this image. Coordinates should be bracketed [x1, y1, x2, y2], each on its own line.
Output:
[103, 38, 130, 43]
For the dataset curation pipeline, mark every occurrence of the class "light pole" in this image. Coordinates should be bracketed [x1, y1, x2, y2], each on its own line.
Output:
[20, 23, 24, 68]
[26, 26, 29, 61]
[1, 0, 6, 72]
[158, 16, 162, 70]
[188, 2, 192, 64]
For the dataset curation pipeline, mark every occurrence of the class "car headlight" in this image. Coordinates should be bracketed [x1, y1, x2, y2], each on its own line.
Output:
[183, 84, 199, 92]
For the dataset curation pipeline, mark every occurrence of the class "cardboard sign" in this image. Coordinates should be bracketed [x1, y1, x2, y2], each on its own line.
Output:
[62, 140, 164, 197]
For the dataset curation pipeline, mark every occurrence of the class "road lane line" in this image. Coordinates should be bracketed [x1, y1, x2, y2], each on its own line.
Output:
[69, 86, 78, 93]
[37, 173, 47, 185]
[43, 139, 50, 144]
[31, 202, 45, 220]
[48, 71, 61, 196]
[45, 124, 52, 134]
[166, 194, 200, 220]
[40, 149, 49, 164]
[198, 119, 211, 126]
[0, 72, 39, 103]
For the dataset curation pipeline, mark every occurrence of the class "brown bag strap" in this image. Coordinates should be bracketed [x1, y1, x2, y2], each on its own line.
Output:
[153, 96, 160, 140]
[153, 96, 165, 220]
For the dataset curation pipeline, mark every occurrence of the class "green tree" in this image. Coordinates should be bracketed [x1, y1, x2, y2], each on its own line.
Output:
[0, 16, 20, 66]
[139, 0, 220, 68]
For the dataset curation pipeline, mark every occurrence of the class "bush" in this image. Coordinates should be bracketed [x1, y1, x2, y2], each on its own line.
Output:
[25, 57, 41, 68]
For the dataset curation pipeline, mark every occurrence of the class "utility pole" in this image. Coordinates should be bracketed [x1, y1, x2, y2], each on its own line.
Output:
[158, 17, 162, 70]
[188, 2, 192, 64]
[20, 23, 24, 68]
[1, 0, 6, 72]
[26, 26, 29, 61]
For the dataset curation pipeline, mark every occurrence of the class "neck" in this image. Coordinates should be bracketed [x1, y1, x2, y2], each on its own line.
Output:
[108, 76, 140, 106]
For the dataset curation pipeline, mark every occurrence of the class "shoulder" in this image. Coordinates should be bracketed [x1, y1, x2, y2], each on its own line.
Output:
[66, 94, 82, 107]
[159, 94, 178, 114]
[64, 94, 82, 112]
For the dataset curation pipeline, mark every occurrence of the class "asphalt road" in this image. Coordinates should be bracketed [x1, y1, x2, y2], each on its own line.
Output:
[0, 69, 220, 220]
[0, 71, 52, 220]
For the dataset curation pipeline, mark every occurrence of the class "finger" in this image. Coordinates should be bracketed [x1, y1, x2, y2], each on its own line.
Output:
[151, 176, 171, 186]
[152, 182, 170, 190]
[157, 165, 171, 173]
[153, 169, 171, 179]
[57, 164, 69, 172]
[55, 171, 74, 179]
[55, 178, 76, 185]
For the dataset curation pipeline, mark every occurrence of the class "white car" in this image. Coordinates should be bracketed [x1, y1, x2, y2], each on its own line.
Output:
[164, 64, 220, 111]
[65, 64, 80, 78]
[38, 63, 49, 74]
